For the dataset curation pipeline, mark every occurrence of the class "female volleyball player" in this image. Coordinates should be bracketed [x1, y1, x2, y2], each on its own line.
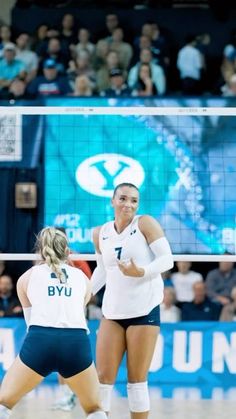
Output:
[0, 227, 106, 419]
[51, 226, 92, 412]
[91, 182, 174, 419]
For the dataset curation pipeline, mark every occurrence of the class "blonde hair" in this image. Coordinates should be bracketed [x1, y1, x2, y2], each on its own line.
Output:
[36, 227, 69, 283]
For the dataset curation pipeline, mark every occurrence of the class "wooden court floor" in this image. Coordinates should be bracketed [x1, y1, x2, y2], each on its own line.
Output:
[9, 384, 236, 419]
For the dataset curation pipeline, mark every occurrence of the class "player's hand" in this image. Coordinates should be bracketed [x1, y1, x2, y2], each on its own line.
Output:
[117, 258, 145, 277]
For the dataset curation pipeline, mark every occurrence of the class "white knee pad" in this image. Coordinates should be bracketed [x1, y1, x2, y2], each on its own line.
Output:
[99, 383, 113, 412]
[127, 381, 150, 413]
[0, 405, 11, 419]
[87, 411, 107, 418]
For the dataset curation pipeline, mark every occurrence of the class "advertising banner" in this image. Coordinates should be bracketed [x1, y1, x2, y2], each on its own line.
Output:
[1, 319, 236, 395]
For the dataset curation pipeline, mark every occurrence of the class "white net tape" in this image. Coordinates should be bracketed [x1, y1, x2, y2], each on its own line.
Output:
[0, 254, 236, 262]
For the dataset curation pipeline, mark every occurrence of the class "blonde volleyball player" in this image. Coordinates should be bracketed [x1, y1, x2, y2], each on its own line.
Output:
[51, 226, 92, 412]
[92, 183, 173, 419]
[0, 227, 106, 419]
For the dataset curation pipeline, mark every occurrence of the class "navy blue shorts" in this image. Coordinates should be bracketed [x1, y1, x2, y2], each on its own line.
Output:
[19, 326, 93, 378]
[112, 305, 160, 330]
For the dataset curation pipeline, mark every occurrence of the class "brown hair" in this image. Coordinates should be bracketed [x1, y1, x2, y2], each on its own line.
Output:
[113, 183, 139, 198]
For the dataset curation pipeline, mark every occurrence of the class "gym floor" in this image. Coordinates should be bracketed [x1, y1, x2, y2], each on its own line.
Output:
[10, 384, 236, 419]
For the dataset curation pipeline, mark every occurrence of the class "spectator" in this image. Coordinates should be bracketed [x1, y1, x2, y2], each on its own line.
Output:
[96, 13, 119, 42]
[220, 286, 236, 321]
[67, 50, 96, 89]
[134, 22, 170, 70]
[41, 37, 70, 74]
[93, 39, 110, 71]
[72, 28, 95, 59]
[141, 23, 153, 38]
[35, 26, 61, 60]
[177, 34, 204, 95]
[181, 281, 222, 321]
[100, 68, 131, 97]
[128, 48, 166, 95]
[0, 275, 23, 318]
[32, 23, 48, 57]
[221, 73, 236, 96]
[16, 33, 38, 82]
[139, 35, 152, 51]
[59, 13, 77, 48]
[195, 32, 211, 92]
[221, 57, 236, 88]
[160, 287, 181, 322]
[0, 24, 12, 58]
[110, 27, 133, 70]
[72, 75, 94, 96]
[206, 259, 236, 306]
[34, 23, 48, 42]
[105, 13, 119, 38]
[0, 42, 26, 98]
[171, 261, 203, 304]
[150, 22, 170, 69]
[7, 78, 27, 100]
[133, 22, 153, 50]
[132, 34, 152, 65]
[96, 50, 122, 93]
[221, 28, 236, 86]
[131, 63, 158, 96]
[27, 58, 71, 97]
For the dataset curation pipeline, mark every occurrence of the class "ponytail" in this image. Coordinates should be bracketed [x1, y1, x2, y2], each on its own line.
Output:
[36, 227, 69, 283]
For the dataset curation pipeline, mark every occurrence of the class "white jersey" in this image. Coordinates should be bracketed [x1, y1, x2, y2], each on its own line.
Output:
[171, 270, 203, 302]
[27, 264, 88, 329]
[99, 215, 164, 319]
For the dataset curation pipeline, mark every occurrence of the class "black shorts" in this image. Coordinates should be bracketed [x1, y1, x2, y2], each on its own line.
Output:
[19, 326, 93, 378]
[112, 305, 160, 330]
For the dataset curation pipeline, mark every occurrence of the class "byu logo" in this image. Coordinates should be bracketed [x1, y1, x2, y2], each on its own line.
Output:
[75, 153, 145, 197]
[48, 285, 72, 297]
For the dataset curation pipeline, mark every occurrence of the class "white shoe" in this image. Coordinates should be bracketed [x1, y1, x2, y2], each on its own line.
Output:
[51, 393, 76, 411]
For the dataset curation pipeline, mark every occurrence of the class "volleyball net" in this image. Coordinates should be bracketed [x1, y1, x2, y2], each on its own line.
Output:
[0, 98, 236, 262]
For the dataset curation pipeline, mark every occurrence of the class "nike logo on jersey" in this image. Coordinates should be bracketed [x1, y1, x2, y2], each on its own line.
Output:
[102, 236, 109, 240]
[130, 229, 137, 235]
[148, 320, 155, 323]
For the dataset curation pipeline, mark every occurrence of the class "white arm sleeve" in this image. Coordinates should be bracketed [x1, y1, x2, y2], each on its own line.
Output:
[143, 237, 174, 279]
[23, 307, 31, 328]
[91, 253, 106, 295]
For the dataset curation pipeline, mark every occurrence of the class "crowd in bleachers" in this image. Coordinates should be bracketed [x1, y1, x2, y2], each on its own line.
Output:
[1, 257, 236, 322]
[1, 11, 236, 99]
[0, 260, 23, 318]
[0, 6, 236, 322]
[160, 260, 236, 322]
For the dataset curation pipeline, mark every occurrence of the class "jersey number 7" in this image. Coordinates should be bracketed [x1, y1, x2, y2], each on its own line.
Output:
[115, 247, 122, 260]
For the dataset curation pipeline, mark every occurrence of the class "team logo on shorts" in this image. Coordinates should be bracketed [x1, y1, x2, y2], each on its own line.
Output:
[75, 153, 145, 197]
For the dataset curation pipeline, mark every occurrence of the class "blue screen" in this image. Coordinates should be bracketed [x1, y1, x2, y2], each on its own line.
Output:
[44, 97, 236, 254]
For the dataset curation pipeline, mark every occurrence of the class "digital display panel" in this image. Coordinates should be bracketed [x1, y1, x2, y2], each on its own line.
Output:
[44, 97, 236, 254]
